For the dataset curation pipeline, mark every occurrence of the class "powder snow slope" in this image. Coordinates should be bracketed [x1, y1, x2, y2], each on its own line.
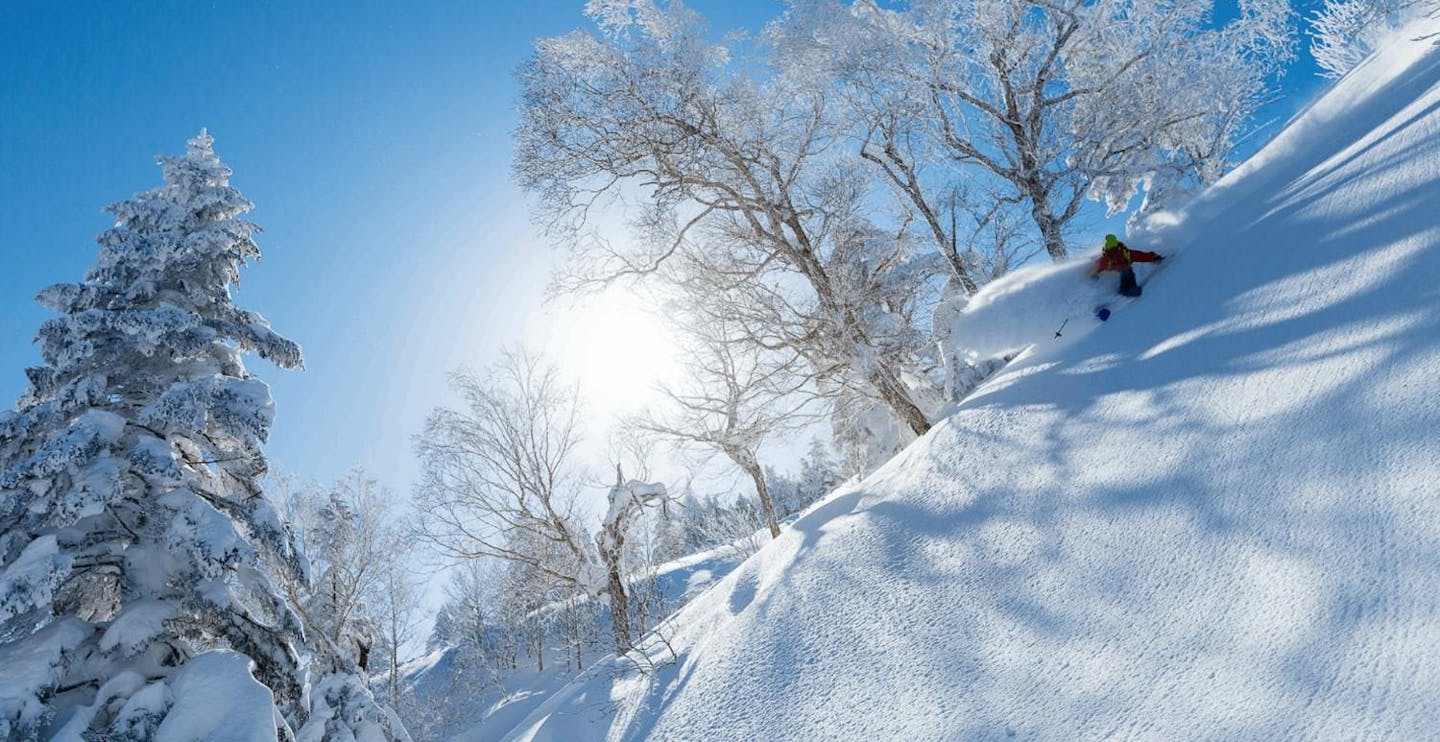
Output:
[505, 21, 1440, 741]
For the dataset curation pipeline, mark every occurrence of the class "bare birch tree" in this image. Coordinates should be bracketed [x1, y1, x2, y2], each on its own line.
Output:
[374, 537, 423, 710]
[515, 1, 942, 436]
[413, 350, 595, 592]
[275, 468, 404, 678]
[634, 310, 817, 539]
[774, 0, 1293, 261]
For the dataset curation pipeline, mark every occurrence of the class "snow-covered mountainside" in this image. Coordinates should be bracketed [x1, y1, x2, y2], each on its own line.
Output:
[504, 20, 1440, 741]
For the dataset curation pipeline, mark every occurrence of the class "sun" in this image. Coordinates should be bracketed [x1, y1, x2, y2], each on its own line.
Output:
[541, 286, 682, 422]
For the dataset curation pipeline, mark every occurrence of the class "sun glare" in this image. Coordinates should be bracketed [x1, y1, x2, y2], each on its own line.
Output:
[542, 288, 681, 421]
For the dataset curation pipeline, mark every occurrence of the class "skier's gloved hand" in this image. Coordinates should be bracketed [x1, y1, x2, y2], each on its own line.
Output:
[1155, 255, 1166, 262]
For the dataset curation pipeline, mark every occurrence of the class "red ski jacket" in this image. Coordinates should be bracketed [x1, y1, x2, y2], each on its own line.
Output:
[1092, 242, 1162, 273]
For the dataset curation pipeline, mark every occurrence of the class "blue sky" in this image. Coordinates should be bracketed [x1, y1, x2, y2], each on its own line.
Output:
[0, 0, 1329, 500]
[0, 0, 775, 495]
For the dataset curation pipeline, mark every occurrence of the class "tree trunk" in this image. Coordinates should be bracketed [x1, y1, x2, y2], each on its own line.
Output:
[1029, 192, 1068, 262]
[388, 651, 398, 709]
[859, 140, 980, 295]
[569, 607, 582, 671]
[786, 216, 933, 438]
[606, 562, 632, 652]
[870, 367, 932, 436]
[737, 454, 781, 538]
[636, 577, 650, 636]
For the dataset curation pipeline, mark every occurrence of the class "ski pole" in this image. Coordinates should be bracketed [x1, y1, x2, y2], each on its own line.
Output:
[1054, 318, 1069, 338]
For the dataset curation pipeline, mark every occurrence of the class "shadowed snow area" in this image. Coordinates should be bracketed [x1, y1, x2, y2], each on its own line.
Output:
[506, 20, 1440, 741]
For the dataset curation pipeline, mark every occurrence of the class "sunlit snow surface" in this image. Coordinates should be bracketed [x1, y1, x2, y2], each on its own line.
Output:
[505, 20, 1440, 741]
[944, 247, 1153, 360]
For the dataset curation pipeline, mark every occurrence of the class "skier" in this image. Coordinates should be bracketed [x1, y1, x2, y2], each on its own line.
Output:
[1091, 234, 1164, 297]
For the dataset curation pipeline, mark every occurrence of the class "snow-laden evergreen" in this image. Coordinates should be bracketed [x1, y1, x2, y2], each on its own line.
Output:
[0, 132, 405, 740]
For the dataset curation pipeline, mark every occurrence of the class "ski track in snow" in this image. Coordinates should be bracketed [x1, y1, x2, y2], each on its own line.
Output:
[504, 20, 1440, 741]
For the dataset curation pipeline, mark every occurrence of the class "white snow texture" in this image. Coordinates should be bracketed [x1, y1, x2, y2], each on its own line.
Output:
[946, 252, 1166, 360]
[504, 18, 1440, 741]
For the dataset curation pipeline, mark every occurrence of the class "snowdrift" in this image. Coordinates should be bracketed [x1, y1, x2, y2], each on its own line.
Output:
[505, 20, 1440, 741]
[946, 252, 1165, 360]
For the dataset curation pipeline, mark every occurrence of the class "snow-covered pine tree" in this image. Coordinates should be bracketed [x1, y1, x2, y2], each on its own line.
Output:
[647, 496, 689, 564]
[0, 131, 404, 740]
[763, 466, 800, 518]
[796, 437, 840, 509]
[282, 470, 399, 677]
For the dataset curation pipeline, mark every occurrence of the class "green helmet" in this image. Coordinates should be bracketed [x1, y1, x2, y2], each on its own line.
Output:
[1104, 234, 1120, 248]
